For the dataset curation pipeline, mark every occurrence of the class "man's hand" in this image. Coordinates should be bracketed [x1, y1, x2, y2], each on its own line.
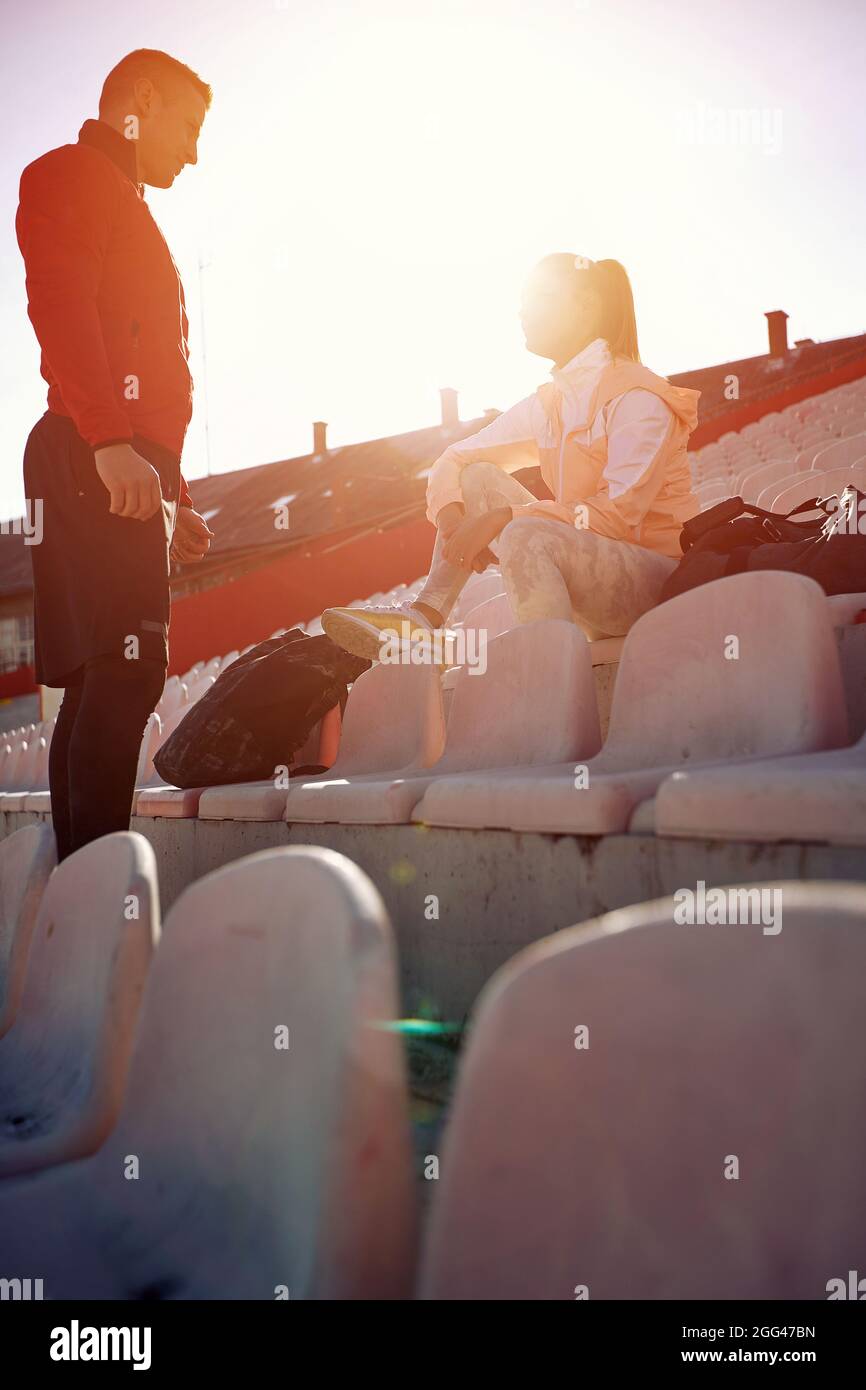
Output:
[442, 507, 513, 572]
[171, 506, 214, 563]
[94, 443, 164, 520]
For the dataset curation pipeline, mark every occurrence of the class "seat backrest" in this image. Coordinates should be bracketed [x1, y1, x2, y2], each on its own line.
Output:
[419, 883, 866, 1300]
[812, 434, 866, 471]
[438, 620, 601, 773]
[328, 660, 445, 775]
[461, 591, 515, 641]
[98, 846, 416, 1300]
[451, 570, 505, 623]
[596, 571, 848, 771]
[0, 824, 56, 1037]
[740, 457, 810, 504]
[773, 463, 866, 514]
[756, 468, 816, 511]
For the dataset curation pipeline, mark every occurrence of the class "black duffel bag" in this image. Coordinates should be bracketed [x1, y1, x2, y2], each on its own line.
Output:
[154, 629, 370, 788]
[660, 485, 866, 604]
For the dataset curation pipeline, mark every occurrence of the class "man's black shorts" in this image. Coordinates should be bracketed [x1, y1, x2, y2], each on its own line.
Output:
[24, 411, 181, 687]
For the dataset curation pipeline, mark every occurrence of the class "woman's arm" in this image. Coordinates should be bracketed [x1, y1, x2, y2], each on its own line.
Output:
[425, 393, 540, 524]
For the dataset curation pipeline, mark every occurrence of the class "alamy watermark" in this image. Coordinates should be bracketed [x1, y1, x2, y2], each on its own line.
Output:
[675, 102, 783, 156]
[673, 880, 783, 935]
[379, 623, 488, 675]
[0, 498, 43, 546]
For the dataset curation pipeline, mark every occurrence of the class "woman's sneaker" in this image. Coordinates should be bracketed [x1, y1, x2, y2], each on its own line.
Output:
[322, 602, 438, 662]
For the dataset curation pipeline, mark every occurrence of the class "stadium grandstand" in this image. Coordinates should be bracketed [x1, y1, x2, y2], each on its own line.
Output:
[2, 317, 866, 1301]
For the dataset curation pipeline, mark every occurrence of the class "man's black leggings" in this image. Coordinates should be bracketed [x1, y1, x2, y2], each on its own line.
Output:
[48, 655, 166, 862]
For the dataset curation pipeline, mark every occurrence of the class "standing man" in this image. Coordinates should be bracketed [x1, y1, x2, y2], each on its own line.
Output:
[16, 49, 214, 860]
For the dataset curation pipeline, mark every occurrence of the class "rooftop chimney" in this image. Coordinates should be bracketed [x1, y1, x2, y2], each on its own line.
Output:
[439, 387, 459, 431]
[765, 310, 789, 359]
[312, 420, 328, 458]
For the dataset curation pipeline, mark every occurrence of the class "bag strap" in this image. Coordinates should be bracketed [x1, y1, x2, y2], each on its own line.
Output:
[680, 491, 837, 552]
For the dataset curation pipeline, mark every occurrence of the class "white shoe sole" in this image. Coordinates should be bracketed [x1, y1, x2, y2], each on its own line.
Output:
[322, 610, 403, 662]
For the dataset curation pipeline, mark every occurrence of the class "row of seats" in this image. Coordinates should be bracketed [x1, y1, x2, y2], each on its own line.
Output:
[1, 826, 864, 1298]
[5, 566, 864, 846]
[134, 571, 866, 849]
[690, 378, 866, 511]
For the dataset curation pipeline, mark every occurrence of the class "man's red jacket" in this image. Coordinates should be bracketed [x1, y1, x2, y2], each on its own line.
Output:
[16, 118, 194, 507]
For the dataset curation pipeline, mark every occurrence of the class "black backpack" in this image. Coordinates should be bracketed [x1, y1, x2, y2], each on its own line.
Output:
[154, 630, 370, 788]
[660, 485, 866, 604]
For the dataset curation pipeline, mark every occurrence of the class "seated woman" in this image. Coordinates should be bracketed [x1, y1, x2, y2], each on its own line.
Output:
[323, 253, 700, 660]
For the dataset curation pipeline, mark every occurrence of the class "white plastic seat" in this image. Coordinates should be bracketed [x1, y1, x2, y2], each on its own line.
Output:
[283, 658, 451, 824]
[773, 463, 866, 515]
[0, 824, 56, 1038]
[414, 572, 849, 835]
[812, 434, 866, 471]
[739, 457, 809, 504]
[656, 727, 866, 844]
[756, 469, 818, 511]
[419, 883, 866, 1299]
[450, 570, 505, 623]
[0, 832, 158, 1179]
[0, 847, 416, 1299]
[460, 591, 515, 641]
[287, 622, 602, 826]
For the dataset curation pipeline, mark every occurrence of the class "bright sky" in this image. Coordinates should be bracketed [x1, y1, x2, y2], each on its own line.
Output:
[1, 0, 864, 519]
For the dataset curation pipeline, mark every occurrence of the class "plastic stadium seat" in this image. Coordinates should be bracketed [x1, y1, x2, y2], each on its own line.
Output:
[461, 591, 515, 641]
[451, 570, 506, 623]
[418, 883, 866, 1299]
[195, 706, 346, 821]
[0, 833, 158, 1179]
[755, 469, 820, 511]
[655, 728, 866, 845]
[414, 572, 849, 834]
[812, 434, 866, 471]
[773, 463, 866, 515]
[284, 655, 455, 824]
[740, 458, 809, 505]
[0, 847, 416, 1299]
[286, 621, 601, 825]
[0, 824, 56, 1038]
[827, 592, 866, 625]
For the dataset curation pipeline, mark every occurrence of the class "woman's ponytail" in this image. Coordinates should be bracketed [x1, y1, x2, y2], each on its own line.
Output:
[591, 259, 640, 363]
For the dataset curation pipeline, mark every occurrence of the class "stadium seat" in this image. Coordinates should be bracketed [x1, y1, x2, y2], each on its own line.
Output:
[418, 883, 866, 1299]
[655, 728, 866, 844]
[773, 463, 866, 514]
[0, 832, 158, 1179]
[812, 434, 866, 471]
[195, 711, 346, 817]
[287, 621, 601, 825]
[0, 847, 416, 1299]
[451, 570, 506, 623]
[0, 824, 56, 1038]
[461, 591, 515, 641]
[414, 572, 849, 834]
[755, 469, 818, 511]
[740, 457, 810, 504]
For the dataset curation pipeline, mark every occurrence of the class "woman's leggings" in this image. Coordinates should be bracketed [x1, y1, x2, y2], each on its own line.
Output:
[417, 461, 677, 638]
[48, 654, 166, 862]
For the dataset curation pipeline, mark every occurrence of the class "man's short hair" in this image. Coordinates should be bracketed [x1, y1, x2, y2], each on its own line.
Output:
[99, 49, 213, 116]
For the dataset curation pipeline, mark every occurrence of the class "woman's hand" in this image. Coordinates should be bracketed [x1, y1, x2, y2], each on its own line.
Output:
[442, 507, 512, 572]
[435, 502, 465, 540]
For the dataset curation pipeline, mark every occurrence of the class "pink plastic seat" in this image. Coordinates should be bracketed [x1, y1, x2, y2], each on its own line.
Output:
[655, 728, 866, 844]
[287, 621, 601, 825]
[414, 572, 849, 834]
[0, 824, 56, 1038]
[0, 833, 158, 1179]
[0, 847, 415, 1299]
[419, 883, 866, 1299]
